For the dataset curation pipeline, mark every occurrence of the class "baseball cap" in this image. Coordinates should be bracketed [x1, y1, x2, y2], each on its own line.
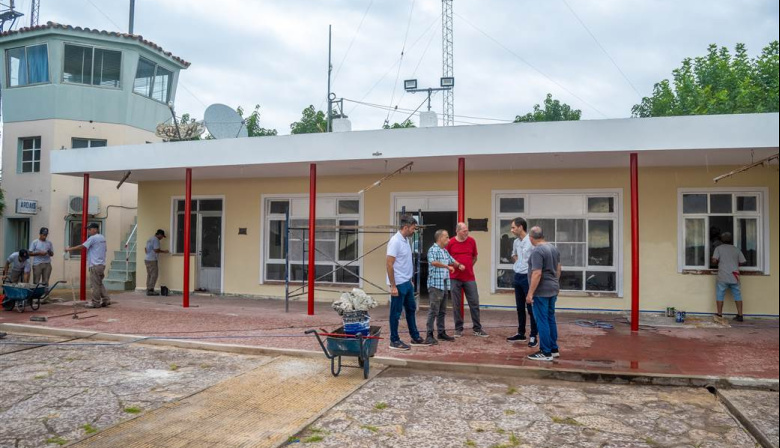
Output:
[19, 249, 29, 259]
[40, 227, 49, 235]
[156, 229, 167, 238]
[87, 223, 100, 230]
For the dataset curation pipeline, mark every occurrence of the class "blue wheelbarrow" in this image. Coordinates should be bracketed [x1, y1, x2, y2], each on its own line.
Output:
[2, 281, 66, 313]
[306, 326, 381, 379]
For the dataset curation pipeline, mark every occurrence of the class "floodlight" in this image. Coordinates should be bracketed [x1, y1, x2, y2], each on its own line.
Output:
[440, 77, 454, 88]
[404, 79, 418, 91]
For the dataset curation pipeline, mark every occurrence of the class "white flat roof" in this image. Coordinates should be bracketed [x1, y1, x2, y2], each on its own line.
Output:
[51, 113, 779, 182]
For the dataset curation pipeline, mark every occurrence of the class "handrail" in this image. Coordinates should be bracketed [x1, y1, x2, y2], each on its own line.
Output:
[124, 223, 138, 282]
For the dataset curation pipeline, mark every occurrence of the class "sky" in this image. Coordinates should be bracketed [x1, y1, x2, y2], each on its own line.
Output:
[6, 0, 780, 134]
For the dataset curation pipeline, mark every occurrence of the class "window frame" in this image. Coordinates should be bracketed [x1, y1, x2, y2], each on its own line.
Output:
[65, 218, 104, 258]
[260, 194, 363, 286]
[4, 43, 50, 88]
[17, 136, 42, 174]
[72, 138, 108, 149]
[677, 188, 769, 274]
[133, 56, 174, 103]
[61, 42, 123, 89]
[492, 189, 624, 296]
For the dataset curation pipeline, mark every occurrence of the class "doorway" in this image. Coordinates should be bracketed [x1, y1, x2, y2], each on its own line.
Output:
[417, 211, 458, 298]
[197, 213, 222, 292]
[4, 218, 30, 259]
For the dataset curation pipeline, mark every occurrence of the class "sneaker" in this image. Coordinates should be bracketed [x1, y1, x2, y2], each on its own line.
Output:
[390, 340, 411, 351]
[507, 334, 527, 342]
[438, 332, 456, 342]
[528, 336, 538, 348]
[733, 315, 744, 322]
[473, 330, 489, 338]
[454, 330, 463, 338]
[423, 335, 439, 345]
[146, 290, 160, 296]
[411, 337, 432, 346]
[84, 303, 100, 309]
[527, 351, 553, 361]
[102, 301, 111, 307]
[551, 349, 560, 358]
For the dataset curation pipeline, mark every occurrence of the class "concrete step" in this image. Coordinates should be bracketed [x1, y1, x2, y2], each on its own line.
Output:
[107, 270, 135, 281]
[113, 250, 137, 260]
[110, 260, 137, 271]
[104, 278, 135, 291]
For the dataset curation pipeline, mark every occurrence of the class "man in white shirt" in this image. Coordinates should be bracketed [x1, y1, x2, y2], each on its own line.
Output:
[386, 214, 430, 350]
[144, 229, 169, 296]
[66, 223, 110, 308]
[29, 227, 54, 286]
[507, 217, 538, 347]
[4, 249, 31, 283]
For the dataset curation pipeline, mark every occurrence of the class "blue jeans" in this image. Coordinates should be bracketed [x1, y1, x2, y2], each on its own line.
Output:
[716, 282, 742, 302]
[532, 295, 558, 355]
[513, 273, 537, 337]
[390, 281, 421, 343]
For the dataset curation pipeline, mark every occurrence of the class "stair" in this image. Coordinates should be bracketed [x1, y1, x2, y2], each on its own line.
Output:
[105, 224, 138, 291]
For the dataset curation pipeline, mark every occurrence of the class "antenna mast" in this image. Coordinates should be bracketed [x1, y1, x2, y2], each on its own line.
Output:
[442, 0, 454, 126]
[29, 0, 39, 26]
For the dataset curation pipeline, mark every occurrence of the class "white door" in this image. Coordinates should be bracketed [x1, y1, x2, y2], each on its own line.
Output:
[197, 213, 222, 292]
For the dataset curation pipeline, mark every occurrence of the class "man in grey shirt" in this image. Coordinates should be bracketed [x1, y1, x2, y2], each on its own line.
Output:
[525, 226, 562, 362]
[144, 229, 169, 296]
[66, 223, 110, 308]
[711, 232, 747, 322]
[29, 227, 54, 286]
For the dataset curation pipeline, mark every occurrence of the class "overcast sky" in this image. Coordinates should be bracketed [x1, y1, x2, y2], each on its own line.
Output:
[11, 0, 780, 133]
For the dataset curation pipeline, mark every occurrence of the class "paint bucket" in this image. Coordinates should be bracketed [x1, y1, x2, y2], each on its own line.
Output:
[675, 311, 686, 323]
[667, 307, 676, 317]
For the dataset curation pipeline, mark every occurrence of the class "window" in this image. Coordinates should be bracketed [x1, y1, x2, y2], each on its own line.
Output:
[494, 192, 620, 293]
[72, 138, 107, 149]
[680, 190, 764, 271]
[18, 137, 41, 173]
[133, 57, 173, 103]
[172, 199, 223, 254]
[63, 44, 121, 88]
[264, 197, 361, 284]
[66, 219, 103, 257]
[5, 44, 49, 87]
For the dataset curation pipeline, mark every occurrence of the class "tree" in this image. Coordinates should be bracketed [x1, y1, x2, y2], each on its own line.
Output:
[290, 105, 327, 134]
[237, 105, 277, 137]
[632, 41, 779, 117]
[382, 119, 416, 129]
[514, 94, 581, 123]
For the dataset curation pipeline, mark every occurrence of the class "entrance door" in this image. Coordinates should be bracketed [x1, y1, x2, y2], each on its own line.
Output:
[418, 211, 458, 298]
[4, 218, 30, 259]
[197, 213, 222, 292]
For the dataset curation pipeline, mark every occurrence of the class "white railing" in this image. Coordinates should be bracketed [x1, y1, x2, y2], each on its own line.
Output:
[125, 223, 138, 282]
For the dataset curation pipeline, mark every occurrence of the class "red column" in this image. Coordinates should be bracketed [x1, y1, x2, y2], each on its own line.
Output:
[183, 168, 192, 308]
[458, 158, 465, 316]
[80, 174, 89, 301]
[307, 164, 317, 315]
[630, 153, 640, 332]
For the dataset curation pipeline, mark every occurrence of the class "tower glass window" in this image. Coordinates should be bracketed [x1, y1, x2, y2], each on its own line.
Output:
[5, 44, 49, 87]
[63, 44, 121, 88]
[134, 57, 173, 103]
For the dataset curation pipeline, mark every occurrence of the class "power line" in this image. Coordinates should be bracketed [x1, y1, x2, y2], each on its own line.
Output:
[385, 0, 416, 125]
[83, 0, 123, 32]
[560, 0, 642, 99]
[343, 98, 514, 123]
[454, 12, 609, 119]
[389, 23, 437, 123]
[332, 0, 374, 85]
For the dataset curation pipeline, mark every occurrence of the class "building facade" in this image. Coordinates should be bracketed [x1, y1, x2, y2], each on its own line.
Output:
[1, 22, 188, 288]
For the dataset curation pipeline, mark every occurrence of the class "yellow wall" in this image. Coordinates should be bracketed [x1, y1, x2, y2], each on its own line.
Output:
[137, 164, 778, 316]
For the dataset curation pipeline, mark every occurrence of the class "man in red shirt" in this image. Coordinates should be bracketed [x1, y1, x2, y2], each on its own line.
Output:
[447, 222, 489, 337]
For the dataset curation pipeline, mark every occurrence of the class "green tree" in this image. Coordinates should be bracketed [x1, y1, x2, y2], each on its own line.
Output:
[290, 105, 327, 134]
[382, 119, 416, 129]
[237, 105, 277, 137]
[514, 94, 581, 123]
[632, 41, 779, 117]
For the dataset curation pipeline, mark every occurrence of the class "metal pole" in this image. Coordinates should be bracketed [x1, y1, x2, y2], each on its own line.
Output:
[630, 153, 639, 332]
[457, 157, 465, 316]
[307, 164, 317, 315]
[326, 25, 332, 133]
[284, 209, 290, 313]
[80, 174, 89, 301]
[183, 168, 192, 308]
[128, 0, 135, 34]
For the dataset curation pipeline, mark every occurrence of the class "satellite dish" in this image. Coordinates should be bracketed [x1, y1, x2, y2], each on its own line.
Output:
[204, 103, 248, 139]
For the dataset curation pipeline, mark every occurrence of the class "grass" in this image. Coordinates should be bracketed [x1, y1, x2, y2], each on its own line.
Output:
[169, 364, 179, 371]
[506, 386, 517, 395]
[82, 423, 97, 434]
[504, 410, 516, 416]
[285, 436, 300, 444]
[645, 437, 660, 447]
[123, 406, 142, 414]
[374, 402, 388, 410]
[45, 437, 67, 446]
[34, 373, 48, 380]
[488, 432, 522, 448]
[551, 416, 582, 426]
[303, 435, 324, 443]
[361, 425, 379, 433]
[496, 428, 506, 435]
[465, 440, 477, 447]
[476, 428, 485, 433]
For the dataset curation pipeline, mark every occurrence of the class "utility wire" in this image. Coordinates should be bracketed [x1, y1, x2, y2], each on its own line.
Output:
[83, 0, 123, 32]
[333, 0, 375, 85]
[389, 23, 438, 124]
[454, 12, 609, 119]
[343, 98, 513, 123]
[385, 0, 417, 125]
[560, 0, 642, 99]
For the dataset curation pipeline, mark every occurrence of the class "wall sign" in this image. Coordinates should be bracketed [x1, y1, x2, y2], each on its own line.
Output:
[15, 199, 38, 215]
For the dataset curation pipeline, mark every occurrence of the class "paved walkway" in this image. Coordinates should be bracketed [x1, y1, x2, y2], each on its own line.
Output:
[2, 292, 778, 380]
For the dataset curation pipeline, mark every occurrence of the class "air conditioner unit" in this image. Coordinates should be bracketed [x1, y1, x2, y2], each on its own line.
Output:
[68, 196, 100, 215]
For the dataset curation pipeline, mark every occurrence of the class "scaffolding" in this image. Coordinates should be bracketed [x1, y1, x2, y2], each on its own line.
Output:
[283, 208, 428, 312]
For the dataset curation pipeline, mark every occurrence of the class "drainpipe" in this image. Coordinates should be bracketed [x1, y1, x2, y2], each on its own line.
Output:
[183, 168, 192, 308]
[80, 174, 89, 301]
[630, 153, 639, 332]
[308, 164, 317, 315]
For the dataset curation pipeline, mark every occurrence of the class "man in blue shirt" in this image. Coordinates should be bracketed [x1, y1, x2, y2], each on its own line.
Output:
[66, 223, 110, 308]
[426, 229, 465, 345]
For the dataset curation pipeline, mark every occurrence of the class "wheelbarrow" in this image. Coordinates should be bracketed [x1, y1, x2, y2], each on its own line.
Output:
[2, 281, 66, 313]
[306, 326, 381, 379]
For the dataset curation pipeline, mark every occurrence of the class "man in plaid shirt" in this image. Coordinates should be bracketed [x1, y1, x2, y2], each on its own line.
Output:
[425, 229, 466, 344]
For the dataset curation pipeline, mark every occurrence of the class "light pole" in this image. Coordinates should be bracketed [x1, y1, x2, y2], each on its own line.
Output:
[404, 77, 454, 112]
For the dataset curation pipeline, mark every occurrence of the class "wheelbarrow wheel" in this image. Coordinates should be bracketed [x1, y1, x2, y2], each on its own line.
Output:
[358, 356, 365, 368]
[330, 356, 342, 377]
[15, 300, 25, 313]
[30, 297, 40, 311]
[2, 300, 13, 311]
[362, 355, 370, 379]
